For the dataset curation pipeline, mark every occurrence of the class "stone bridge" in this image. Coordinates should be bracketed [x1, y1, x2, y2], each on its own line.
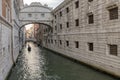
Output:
[19, 2, 53, 29]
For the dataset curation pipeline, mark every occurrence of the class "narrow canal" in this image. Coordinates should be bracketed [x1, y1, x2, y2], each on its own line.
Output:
[8, 42, 119, 80]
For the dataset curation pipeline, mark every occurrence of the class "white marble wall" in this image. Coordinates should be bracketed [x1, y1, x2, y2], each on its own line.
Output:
[0, 23, 13, 80]
[44, 0, 120, 77]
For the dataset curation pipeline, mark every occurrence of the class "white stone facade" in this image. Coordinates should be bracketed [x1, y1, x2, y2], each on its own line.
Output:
[0, 17, 13, 80]
[44, 0, 120, 77]
[0, 0, 24, 80]
[19, 2, 52, 27]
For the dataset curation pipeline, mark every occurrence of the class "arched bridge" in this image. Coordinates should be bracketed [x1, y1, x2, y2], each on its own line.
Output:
[19, 2, 53, 28]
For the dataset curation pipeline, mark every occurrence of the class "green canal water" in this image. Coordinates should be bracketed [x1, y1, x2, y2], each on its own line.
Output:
[8, 42, 119, 80]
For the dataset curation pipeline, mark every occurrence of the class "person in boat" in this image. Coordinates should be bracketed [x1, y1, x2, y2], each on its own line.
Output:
[28, 44, 31, 51]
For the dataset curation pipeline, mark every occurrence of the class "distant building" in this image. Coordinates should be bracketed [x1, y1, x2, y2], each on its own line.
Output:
[25, 25, 35, 39]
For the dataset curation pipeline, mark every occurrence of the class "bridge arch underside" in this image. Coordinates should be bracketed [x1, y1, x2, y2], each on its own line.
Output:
[20, 21, 52, 29]
[25, 39, 37, 43]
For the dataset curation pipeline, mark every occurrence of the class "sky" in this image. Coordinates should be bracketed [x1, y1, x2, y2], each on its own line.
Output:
[23, 0, 64, 8]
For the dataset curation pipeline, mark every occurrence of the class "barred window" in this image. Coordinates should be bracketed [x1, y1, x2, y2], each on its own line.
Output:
[66, 41, 69, 47]
[60, 40, 62, 45]
[75, 1, 79, 8]
[66, 22, 69, 28]
[88, 43, 94, 51]
[55, 40, 57, 44]
[75, 19, 79, 26]
[66, 7, 69, 13]
[88, 14, 94, 24]
[75, 41, 79, 48]
[55, 15, 56, 19]
[60, 11, 62, 17]
[109, 7, 118, 20]
[109, 45, 118, 56]
[60, 24, 62, 29]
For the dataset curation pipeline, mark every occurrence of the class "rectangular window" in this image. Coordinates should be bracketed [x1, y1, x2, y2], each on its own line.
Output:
[51, 39, 53, 44]
[88, 43, 94, 51]
[109, 7, 118, 20]
[66, 22, 69, 28]
[48, 39, 50, 43]
[75, 19, 79, 26]
[60, 24, 62, 29]
[60, 11, 62, 17]
[88, 14, 94, 24]
[88, 0, 93, 2]
[55, 26, 57, 30]
[66, 7, 69, 13]
[109, 45, 118, 56]
[75, 41, 79, 48]
[60, 40, 62, 45]
[55, 40, 57, 44]
[66, 41, 69, 47]
[75, 1, 79, 8]
[55, 15, 56, 19]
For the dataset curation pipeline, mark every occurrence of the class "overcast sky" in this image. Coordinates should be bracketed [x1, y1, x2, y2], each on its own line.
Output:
[23, 0, 64, 8]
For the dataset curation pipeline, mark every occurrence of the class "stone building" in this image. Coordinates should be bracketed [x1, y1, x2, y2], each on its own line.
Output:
[19, 2, 53, 46]
[0, 0, 23, 80]
[44, 0, 120, 77]
[12, 0, 24, 64]
[0, 0, 13, 79]
[19, 2, 52, 26]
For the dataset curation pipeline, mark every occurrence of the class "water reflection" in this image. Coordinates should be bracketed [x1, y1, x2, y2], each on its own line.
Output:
[8, 42, 119, 80]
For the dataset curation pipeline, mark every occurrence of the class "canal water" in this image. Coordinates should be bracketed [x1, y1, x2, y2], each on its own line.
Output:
[8, 42, 119, 80]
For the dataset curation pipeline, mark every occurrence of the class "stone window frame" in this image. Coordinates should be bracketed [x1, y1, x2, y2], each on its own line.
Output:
[55, 26, 57, 30]
[66, 41, 69, 47]
[75, 1, 79, 8]
[107, 44, 118, 56]
[51, 39, 53, 44]
[59, 40, 62, 45]
[75, 41, 79, 48]
[60, 24, 62, 30]
[60, 11, 62, 17]
[66, 22, 69, 28]
[87, 12, 94, 24]
[54, 40, 57, 44]
[6, 3, 11, 22]
[107, 4, 118, 20]
[75, 19, 79, 26]
[88, 42, 94, 51]
[55, 15, 56, 19]
[66, 7, 69, 13]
